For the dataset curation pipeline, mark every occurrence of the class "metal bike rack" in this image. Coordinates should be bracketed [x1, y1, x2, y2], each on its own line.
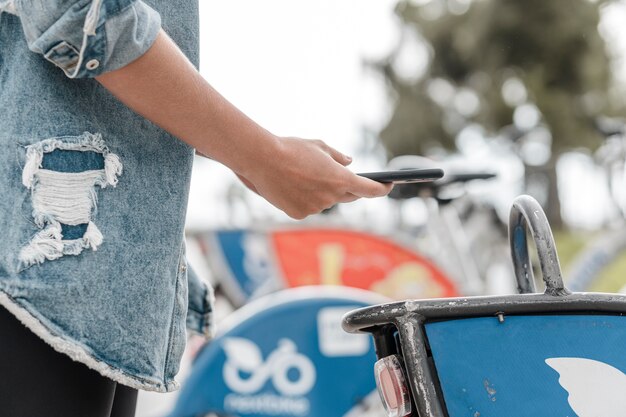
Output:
[343, 195, 626, 417]
[509, 194, 569, 296]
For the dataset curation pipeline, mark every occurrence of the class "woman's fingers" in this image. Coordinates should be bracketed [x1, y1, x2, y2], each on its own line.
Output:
[310, 140, 393, 198]
[315, 140, 352, 166]
[246, 137, 394, 220]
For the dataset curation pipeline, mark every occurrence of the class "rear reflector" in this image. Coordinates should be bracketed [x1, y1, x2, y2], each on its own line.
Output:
[374, 355, 412, 417]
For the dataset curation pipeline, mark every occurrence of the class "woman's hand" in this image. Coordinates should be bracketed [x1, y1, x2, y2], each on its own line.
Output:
[236, 137, 393, 219]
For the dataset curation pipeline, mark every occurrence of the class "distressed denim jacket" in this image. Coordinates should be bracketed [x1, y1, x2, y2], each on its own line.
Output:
[0, 0, 214, 392]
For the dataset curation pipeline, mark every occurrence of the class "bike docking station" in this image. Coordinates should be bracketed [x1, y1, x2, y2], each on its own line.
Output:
[343, 195, 626, 417]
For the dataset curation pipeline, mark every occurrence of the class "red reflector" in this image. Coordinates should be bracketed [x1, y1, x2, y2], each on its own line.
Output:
[374, 355, 412, 417]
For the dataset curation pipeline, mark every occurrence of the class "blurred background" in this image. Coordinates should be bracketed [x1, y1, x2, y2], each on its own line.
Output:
[188, 0, 626, 293]
[139, 0, 626, 415]
[189, 0, 626, 235]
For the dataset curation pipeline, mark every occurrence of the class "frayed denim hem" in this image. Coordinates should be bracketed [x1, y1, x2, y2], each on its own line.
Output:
[0, 290, 179, 393]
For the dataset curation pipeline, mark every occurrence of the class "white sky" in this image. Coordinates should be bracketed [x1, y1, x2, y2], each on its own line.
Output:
[197, 0, 397, 145]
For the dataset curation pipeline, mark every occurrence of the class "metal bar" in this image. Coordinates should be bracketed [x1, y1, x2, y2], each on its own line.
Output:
[508, 195, 569, 296]
[395, 315, 446, 417]
[343, 292, 626, 333]
[372, 326, 398, 358]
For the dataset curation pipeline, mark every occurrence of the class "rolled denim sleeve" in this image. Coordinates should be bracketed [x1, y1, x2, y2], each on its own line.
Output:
[13, 0, 161, 78]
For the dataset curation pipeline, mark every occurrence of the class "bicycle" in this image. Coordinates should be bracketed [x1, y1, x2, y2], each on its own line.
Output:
[384, 155, 515, 296]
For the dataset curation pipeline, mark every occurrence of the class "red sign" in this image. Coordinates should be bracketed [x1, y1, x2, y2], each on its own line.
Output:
[271, 229, 458, 299]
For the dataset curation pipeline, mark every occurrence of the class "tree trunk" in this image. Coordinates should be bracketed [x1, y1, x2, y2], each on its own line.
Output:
[524, 155, 563, 230]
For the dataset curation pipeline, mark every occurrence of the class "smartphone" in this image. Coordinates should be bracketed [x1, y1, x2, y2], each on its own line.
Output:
[357, 168, 444, 184]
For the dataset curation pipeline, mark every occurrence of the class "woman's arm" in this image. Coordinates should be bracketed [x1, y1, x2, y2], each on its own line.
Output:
[96, 30, 391, 219]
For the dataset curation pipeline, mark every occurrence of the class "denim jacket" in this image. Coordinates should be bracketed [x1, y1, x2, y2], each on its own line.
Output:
[0, 0, 214, 392]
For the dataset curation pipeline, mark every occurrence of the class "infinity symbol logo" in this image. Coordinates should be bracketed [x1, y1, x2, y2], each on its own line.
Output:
[223, 337, 317, 396]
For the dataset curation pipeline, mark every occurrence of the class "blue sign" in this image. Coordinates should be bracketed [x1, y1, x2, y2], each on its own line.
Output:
[168, 288, 385, 417]
[425, 315, 626, 417]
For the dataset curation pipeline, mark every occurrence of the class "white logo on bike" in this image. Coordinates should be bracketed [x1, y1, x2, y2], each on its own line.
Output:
[546, 357, 626, 417]
[223, 337, 317, 396]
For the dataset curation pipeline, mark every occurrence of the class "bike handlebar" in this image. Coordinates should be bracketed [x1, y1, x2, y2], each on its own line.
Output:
[447, 172, 497, 183]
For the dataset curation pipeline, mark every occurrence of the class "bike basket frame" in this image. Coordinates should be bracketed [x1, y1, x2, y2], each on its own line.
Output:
[342, 195, 626, 417]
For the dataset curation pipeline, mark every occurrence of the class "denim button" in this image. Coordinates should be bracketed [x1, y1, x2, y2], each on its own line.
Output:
[86, 59, 100, 70]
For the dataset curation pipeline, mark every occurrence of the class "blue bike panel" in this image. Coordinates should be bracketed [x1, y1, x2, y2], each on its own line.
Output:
[168, 293, 378, 417]
[213, 230, 275, 302]
[425, 315, 626, 417]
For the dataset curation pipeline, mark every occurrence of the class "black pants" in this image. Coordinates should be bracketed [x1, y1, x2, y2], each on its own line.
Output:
[0, 305, 138, 417]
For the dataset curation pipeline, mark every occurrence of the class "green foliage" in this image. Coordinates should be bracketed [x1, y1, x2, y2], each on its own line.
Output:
[380, 0, 618, 156]
[555, 230, 626, 293]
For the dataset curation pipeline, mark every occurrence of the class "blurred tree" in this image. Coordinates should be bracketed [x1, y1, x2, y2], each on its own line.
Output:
[378, 0, 621, 226]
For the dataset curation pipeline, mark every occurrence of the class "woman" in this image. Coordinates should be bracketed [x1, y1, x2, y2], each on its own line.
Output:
[0, 1, 391, 416]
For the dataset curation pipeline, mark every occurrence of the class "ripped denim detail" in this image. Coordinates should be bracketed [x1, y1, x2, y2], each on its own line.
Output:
[19, 132, 122, 270]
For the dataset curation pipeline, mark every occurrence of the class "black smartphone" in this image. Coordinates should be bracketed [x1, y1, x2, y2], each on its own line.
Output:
[357, 168, 444, 184]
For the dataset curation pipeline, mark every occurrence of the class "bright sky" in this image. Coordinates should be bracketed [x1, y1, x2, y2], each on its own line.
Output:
[197, 0, 397, 145]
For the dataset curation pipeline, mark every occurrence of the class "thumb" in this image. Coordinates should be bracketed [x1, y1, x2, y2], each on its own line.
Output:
[349, 175, 394, 198]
